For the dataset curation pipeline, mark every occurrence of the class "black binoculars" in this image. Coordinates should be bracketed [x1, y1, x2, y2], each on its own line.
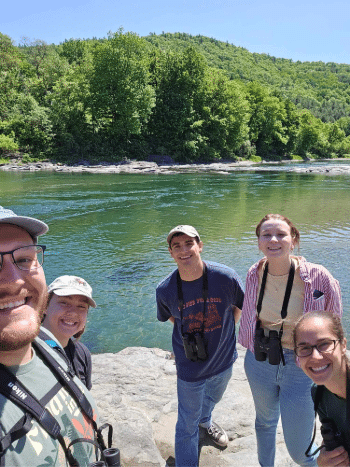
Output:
[88, 448, 121, 467]
[320, 418, 344, 451]
[182, 332, 208, 362]
[254, 327, 281, 365]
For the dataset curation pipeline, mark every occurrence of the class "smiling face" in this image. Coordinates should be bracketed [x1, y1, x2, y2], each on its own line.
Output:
[295, 316, 347, 390]
[169, 234, 203, 270]
[258, 219, 296, 262]
[42, 293, 89, 347]
[0, 224, 47, 355]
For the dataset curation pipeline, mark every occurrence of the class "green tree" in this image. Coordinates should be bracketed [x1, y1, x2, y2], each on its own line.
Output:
[19, 38, 69, 105]
[87, 30, 155, 147]
[46, 64, 91, 159]
[246, 82, 298, 157]
[200, 71, 249, 158]
[148, 46, 209, 160]
[296, 111, 327, 156]
[5, 94, 54, 156]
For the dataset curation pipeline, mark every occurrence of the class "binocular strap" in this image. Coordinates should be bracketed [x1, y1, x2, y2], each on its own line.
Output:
[256, 261, 295, 366]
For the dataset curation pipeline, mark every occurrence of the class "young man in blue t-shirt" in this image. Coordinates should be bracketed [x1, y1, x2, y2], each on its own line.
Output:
[156, 225, 244, 467]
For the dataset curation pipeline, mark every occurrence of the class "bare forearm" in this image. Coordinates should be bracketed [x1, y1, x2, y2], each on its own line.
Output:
[233, 307, 242, 324]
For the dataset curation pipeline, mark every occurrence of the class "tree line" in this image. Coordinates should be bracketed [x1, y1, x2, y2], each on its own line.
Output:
[1, 29, 350, 163]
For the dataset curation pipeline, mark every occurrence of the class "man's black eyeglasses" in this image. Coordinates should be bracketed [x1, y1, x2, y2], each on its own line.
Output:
[295, 339, 340, 357]
[0, 245, 46, 271]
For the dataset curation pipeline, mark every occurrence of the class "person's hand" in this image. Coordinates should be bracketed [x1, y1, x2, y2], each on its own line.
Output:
[317, 446, 350, 466]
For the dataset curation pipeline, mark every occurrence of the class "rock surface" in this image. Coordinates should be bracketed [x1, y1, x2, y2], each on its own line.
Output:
[1, 158, 349, 175]
[91, 345, 322, 467]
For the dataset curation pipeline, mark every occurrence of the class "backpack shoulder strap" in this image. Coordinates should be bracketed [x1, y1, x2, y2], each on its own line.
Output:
[32, 339, 95, 422]
[38, 329, 74, 372]
[0, 362, 82, 465]
[0, 364, 61, 439]
[313, 384, 324, 413]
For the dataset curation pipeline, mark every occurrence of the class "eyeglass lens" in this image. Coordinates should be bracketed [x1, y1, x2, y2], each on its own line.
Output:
[297, 340, 336, 357]
[0, 246, 44, 271]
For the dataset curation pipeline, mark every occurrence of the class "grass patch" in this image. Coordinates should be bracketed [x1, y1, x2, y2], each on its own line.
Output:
[249, 155, 262, 163]
[290, 154, 304, 161]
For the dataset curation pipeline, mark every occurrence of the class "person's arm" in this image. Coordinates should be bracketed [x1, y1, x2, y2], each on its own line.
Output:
[156, 286, 175, 324]
[317, 446, 349, 466]
[323, 272, 343, 317]
[233, 306, 242, 324]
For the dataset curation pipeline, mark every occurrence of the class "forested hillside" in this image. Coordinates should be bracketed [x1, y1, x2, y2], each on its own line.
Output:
[146, 33, 350, 123]
[1, 30, 349, 163]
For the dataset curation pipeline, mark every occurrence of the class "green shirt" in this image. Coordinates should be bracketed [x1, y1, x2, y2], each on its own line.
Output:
[0, 332, 99, 466]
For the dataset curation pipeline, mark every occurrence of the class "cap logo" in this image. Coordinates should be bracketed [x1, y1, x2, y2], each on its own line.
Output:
[76, 278, 86, 286]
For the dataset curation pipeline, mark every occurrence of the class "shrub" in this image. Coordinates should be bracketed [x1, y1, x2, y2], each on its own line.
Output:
[0, 133, 19, 154]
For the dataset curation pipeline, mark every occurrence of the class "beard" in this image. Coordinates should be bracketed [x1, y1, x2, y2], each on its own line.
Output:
[0, 290, 47, 352]
[0, 314, 41, 352]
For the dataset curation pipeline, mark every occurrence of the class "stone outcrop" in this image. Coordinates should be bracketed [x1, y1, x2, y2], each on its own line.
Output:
[91, 345, 322, 467]
[1, 159, 349, 175]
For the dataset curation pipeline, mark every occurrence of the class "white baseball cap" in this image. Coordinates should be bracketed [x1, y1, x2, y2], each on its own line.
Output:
[48, 275, 96, 308]
[167, 225, 201, 245]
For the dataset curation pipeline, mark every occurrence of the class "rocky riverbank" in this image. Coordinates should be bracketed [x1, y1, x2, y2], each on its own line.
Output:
[1, 158, 350, 175]
[91, 345, 322, 467]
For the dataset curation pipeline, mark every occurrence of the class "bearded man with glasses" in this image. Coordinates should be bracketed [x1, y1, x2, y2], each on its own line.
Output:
[0, 206, 100, 466]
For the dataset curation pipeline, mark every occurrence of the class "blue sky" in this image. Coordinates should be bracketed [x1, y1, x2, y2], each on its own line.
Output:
[1, 0, 350, 64]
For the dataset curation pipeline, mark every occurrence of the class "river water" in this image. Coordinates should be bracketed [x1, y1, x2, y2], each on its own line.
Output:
[1, 161, 350, 353]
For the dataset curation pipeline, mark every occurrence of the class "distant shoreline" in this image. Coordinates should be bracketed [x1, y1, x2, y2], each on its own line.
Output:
[1, 158, 350, 175]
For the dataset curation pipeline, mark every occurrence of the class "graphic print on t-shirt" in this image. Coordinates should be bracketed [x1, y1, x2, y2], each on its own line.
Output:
[24, 385, 97, 466]
[181, 297, 223, 333]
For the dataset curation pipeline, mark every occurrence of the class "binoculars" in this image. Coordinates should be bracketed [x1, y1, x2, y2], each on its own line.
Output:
[88, 448, 121, 467]
[321, 418, 344, 451]
[254, 327, 281, 365]
[182, 332, 208, 362]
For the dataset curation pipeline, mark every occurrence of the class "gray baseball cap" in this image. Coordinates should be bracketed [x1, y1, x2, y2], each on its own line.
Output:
[0, 206, 48, 238]
[48, 275, 96, 308]
[167, 225, 201, 245]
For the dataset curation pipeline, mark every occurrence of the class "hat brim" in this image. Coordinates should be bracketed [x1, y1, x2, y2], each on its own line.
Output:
[167, 229, 199, 244]
[0, 216, 48, 238]
[52, 288, 97, 308]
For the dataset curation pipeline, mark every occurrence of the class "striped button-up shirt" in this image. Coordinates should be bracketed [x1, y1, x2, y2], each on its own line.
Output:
[238, 256, 343, 352]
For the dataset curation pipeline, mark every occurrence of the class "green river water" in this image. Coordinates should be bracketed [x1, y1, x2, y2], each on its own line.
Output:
[1, 162, 350, 353]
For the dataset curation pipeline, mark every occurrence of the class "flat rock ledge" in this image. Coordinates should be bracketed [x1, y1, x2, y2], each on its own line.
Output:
[91, 345, 322, 467]
[1, 159, 349, 175]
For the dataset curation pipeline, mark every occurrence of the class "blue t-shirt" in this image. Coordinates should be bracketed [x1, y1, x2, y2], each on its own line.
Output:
[156, 261, 244, 382]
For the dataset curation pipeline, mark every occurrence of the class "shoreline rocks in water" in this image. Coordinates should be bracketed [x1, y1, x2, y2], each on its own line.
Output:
[1, 158, 350, 175]
[91, 345, 322, 467]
